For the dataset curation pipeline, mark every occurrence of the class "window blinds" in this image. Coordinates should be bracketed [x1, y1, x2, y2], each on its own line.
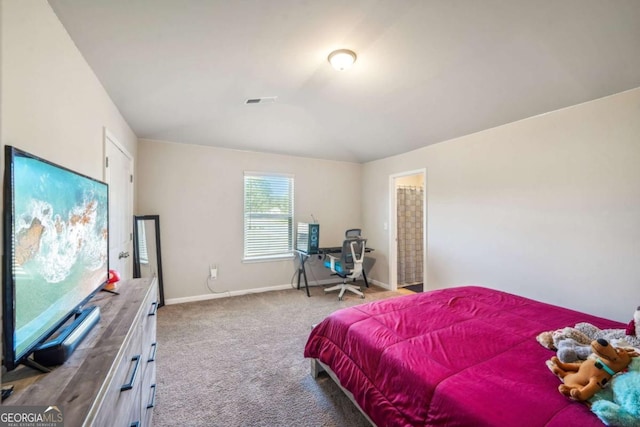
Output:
[243, 172, 294, 259]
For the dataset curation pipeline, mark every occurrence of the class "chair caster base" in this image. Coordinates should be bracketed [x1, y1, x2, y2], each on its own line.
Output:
[325, 283, 365, 301]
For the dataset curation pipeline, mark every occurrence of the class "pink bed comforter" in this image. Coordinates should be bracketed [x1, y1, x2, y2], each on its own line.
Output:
[304, 286, 624, 426]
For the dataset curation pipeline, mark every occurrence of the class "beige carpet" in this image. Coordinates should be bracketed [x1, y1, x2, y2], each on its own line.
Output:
[153, 283, 411, 427]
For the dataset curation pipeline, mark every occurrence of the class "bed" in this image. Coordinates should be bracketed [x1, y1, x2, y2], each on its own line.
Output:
[304, 286, 625, 426]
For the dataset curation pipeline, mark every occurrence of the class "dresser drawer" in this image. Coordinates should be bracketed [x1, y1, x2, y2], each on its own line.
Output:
[141, 293, 158, 350]
[92, 325, 143, 426]
[140, 364, 157, 427]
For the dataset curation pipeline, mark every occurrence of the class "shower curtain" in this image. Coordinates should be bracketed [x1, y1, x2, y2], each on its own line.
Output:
[397, 186, 424, 286]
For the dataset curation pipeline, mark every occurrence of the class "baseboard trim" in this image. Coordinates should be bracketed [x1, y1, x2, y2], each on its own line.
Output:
[165, 284, 289, 305]
[164, 276, 387, 306]
[164, 279, 346, 306]
[370, 279, 391, 290]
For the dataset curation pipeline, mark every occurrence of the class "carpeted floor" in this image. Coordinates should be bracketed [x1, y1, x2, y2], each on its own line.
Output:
[153, 283, 411, 427]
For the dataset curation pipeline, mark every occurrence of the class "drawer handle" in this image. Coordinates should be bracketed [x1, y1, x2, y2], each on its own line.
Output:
[148, 301, 158, 316]
[121, 355, 141, 392]
[148, 342, 157, 362]
[147, 383, 157, 409]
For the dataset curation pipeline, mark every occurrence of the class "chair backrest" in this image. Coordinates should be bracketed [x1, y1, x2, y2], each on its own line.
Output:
[340, 237, 366, 277]
[345, 228, 362, 239]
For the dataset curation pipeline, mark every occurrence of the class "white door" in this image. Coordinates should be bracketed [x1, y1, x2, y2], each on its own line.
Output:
[104, 129, 134, 279]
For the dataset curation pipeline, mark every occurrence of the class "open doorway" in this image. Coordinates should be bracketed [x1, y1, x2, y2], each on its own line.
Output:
[389, 170, 426, 292]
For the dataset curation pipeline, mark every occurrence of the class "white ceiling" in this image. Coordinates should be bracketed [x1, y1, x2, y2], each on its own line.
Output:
[48, 0, 640, 163]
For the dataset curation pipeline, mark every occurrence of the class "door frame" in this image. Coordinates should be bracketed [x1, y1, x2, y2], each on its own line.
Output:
[103, 127, 134, 279]
[388, 168, 427, 291]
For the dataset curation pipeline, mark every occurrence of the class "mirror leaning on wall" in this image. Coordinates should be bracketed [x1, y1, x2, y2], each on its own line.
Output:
[133, 215, 165, 307]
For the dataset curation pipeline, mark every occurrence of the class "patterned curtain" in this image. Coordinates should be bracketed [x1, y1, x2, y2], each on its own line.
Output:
[397, 186, 424, 285]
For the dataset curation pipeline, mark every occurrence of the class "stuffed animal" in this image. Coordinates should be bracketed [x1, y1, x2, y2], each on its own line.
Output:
[590, 357, 640, 427]
[537, 318, 640, 363]
[625, 320, 636, 337]
[537, 327, 596, 363]
[536, 327, 592, 350]
[556, 339, 593, 363]
[547, 338, 637, 401]
[575, 322, 640, 349]
[625, 306, 640, 337]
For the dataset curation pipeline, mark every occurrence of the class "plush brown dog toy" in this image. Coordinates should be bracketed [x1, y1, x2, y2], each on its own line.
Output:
[547, 338, 638, 401]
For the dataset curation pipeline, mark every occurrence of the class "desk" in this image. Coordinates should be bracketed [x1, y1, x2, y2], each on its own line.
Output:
[296, 247, 373, 297]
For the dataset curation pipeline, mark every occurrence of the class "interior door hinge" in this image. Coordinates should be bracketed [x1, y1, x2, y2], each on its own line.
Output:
[105, 157, 109, 168]
[130, 174, 133, 183]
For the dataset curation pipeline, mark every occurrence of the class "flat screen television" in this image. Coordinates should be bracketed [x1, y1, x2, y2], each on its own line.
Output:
[2, 145, 109, 371]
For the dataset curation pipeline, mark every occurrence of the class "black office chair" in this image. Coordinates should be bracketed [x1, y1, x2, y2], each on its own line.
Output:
[323, 237, 367, 300]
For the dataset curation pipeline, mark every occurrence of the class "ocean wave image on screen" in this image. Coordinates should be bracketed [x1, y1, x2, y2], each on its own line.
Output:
[12, 155, 108, 356]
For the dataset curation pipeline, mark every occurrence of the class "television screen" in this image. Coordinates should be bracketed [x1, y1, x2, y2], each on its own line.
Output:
[3, 146, 109, 370]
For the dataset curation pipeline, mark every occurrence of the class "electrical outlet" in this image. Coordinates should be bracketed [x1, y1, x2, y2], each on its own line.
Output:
[210, 265, 218, 279]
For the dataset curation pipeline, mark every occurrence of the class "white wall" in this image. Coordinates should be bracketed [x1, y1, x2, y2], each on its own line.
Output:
[136, 139, 362, 302]
[363, 88, 640, 322]
[1, 0, 138, 287]
[0, 0, 137, 375]
[1, 0, 137, 262]
[1, 0, 137, 177]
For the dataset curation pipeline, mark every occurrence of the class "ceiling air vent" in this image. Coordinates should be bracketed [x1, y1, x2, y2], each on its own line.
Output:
[245, 96, 277, 105]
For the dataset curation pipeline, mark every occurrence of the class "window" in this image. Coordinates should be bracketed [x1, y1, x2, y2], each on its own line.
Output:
[243, 172, 294, 260]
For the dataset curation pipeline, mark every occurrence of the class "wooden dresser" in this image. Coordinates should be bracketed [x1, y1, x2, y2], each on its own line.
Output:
[2, 277, 159, 427]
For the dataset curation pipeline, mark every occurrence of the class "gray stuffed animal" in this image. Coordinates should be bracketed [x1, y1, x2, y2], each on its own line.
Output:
[575, 322, 640, 348]
[537, 322, 640, 363]
[556, 338, 592, 363]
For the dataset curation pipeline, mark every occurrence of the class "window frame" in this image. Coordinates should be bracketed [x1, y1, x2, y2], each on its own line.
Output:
[242, 171, 295, 262]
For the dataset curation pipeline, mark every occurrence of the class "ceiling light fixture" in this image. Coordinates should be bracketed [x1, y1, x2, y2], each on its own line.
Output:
[328, 49, 357, 71]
